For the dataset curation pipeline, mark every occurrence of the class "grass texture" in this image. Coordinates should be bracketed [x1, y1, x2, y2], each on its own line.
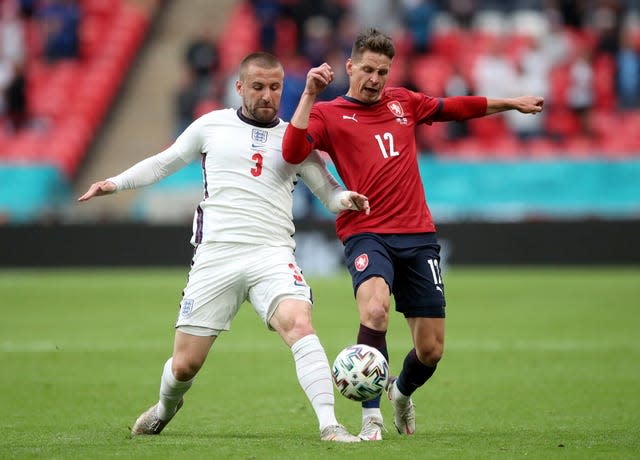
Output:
[1, 267, 638, 459]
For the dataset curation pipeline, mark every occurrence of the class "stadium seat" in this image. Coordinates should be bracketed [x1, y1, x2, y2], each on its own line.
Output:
[544, 108, 582, 139]
[562, 136, 596, 157]
[593, 54, 616, 110]
[410, 55, 453, 96]
[525, 138, 562, 158]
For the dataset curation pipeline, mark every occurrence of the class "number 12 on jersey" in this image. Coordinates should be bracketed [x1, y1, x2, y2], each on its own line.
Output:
[374, 132, 399, 158]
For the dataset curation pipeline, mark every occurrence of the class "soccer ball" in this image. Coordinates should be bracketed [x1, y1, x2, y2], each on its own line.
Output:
[332, 344, 389, 402]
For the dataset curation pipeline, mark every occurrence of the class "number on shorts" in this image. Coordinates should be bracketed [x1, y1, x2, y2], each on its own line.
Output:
[427, 258, 442, 285]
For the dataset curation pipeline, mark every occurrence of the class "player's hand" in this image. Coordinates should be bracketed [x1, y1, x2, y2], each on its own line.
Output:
[77, 180, 117, 202]
[513, 95, 544, 114]
[304, 63, 334, 96]
[340, 192, 370, 215]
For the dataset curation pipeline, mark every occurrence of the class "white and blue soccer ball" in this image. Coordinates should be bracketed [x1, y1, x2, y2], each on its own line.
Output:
[332, 344, 389, 402]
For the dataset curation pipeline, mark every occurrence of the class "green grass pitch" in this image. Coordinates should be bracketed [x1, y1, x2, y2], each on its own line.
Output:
[1, 267, 639, 459]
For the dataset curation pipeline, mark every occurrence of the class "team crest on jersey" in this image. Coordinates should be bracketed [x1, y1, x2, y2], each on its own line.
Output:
[387, 100, 404, 117]
[252, 128, 268, 143]
[354, 253, 369, 272]
[387, 100, 408, 125]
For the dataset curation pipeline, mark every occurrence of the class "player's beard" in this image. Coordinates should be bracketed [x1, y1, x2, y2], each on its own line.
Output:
[246, 103, 277, 124]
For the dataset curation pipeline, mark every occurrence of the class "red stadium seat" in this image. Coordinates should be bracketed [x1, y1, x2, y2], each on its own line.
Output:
[410, 55, 454, 96]
[562, 135, 597, 157]
[525, 138, 562, 158]
[544, 108, 582, 139]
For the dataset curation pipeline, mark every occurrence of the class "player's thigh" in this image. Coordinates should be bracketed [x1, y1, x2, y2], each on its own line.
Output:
[246, 246, 312, 329]
[177, 243, 249, 332]
[344, 233, 394, 298]
[393, 239, 445, 318]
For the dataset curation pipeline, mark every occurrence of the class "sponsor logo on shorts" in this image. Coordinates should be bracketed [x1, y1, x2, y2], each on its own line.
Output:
[354, 253, 369, 272]
[288, 263, 307, 287]
[180, 299, 194, 317]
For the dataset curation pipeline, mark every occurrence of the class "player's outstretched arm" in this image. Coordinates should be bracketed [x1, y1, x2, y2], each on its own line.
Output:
[77, 180, 117, 202]
[486, 96, 544, 115]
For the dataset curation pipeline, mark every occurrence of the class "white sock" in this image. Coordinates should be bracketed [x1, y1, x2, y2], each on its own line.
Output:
[291, 334, 338, 431]
[362, 407, 383, 422]
[157, 357, 194, 421]
[391, 380, 410, 403]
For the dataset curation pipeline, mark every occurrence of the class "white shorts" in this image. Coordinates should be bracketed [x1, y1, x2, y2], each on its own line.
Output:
[175, 242, 312, 333]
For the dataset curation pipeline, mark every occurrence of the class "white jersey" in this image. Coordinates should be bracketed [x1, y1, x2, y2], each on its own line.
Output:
[109, 108, 348, 248]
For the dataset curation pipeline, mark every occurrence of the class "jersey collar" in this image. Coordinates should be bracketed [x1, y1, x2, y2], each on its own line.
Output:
[340, 94, 381, 106]
[236, 108, 280, 128]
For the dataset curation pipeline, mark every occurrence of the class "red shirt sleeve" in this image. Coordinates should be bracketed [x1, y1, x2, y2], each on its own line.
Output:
[433, 96, 487, 121]
[282, 124, 314, 164]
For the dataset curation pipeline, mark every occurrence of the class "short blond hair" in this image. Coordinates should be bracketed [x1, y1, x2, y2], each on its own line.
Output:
[238, 52, 283, 81]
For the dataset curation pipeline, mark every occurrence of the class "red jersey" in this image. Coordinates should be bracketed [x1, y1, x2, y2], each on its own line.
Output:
[305, 87, 442, 241]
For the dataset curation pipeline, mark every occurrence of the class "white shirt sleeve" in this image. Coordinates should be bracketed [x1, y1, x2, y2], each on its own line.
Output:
[297, 150, 351, 214]
[108, 119, 204, 191]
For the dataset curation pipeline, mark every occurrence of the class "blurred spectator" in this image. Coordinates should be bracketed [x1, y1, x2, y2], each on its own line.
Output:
[39, 0, 81, 62]
[591, 0, 623, 55]
[443, 65, 472, 141]
[401, 0, 438, 54]
[546, 0, 587, 28]
[616, 24, 640, 109]
[250, 0, 281, 52]
[316, 48, 349, 102]
[334, 11, 359, 57]
[280, 54, 308, 121]
[0, 0, 27, 131]
[445, 0, 476, 29]
[505, 36, 550, 140]
[175, 31, 223, 136]
[301, 15, 334, 66]
[538, 8, 572, 66]
[17, 0, 36, 18]
[184, 29, 219, 80]
[350, 0, 400, 35]
[566, 45, 594, 136]
[471, 37, 518, 98]
[284, 0, 346, 55]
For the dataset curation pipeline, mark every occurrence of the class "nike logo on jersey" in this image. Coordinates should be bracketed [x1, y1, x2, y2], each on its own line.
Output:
[342, 113, 358, 122]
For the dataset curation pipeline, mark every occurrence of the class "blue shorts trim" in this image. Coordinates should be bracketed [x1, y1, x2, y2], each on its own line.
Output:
[344, 233, 446, 318]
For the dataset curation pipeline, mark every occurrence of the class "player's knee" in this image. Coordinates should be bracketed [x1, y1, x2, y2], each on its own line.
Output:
[287, 314, 315, 339]
[275, 312, 315, 344]
[361, 301, 389, 329]
[416, 343, 443, 366]
[172, 357, 202, 381]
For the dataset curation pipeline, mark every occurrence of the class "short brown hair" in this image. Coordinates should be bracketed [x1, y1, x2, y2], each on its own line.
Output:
[238, 52, 283, 80]
[351, 28, 395, 61]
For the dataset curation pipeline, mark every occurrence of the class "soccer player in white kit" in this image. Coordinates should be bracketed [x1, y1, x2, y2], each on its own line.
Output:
[78, 52, 370, 442]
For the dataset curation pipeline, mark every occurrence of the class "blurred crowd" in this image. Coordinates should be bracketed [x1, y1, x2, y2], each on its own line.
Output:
[0, 0, 80, 132]
[174, 0, 640, 155]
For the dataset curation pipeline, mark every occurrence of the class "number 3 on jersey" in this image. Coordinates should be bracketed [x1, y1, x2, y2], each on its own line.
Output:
[374, 132, 399, 158]
[251, 152, 263, 177]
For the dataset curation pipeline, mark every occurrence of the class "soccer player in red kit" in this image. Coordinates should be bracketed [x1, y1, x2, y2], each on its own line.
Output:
[282, 28, 544, 441]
